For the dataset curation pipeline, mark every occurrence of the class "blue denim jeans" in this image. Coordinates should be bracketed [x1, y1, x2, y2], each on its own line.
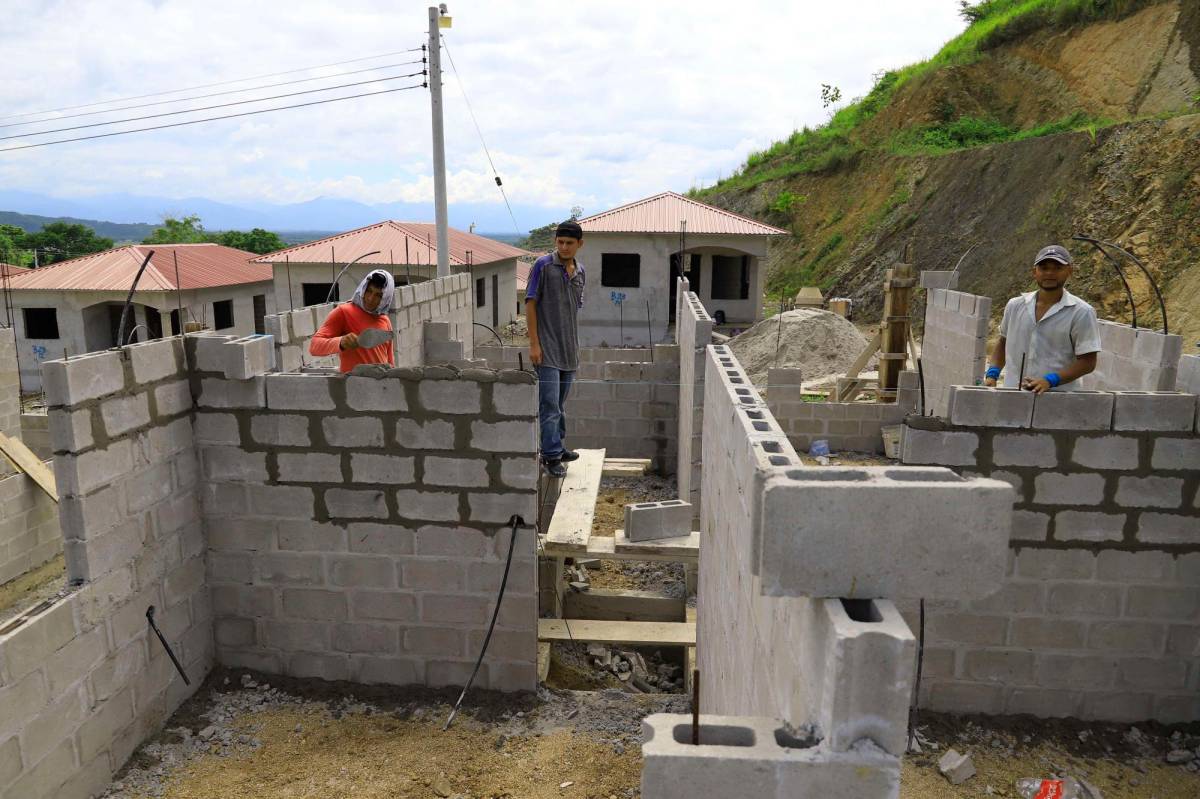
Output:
[536, 365, 574, 460]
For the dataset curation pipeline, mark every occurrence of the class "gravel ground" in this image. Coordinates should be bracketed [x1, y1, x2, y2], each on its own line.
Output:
[585, 475, 685, 596]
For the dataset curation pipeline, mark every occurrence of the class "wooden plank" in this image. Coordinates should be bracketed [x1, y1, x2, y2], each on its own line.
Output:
[544, 448, 605, 553]
[837, 330, 882, 400]
[538, 618, 696, 647]
[684, 606, 697, 695]
[614, 530, 699, 558]
[602, 465, 645, 478]
[0, 432, 57, 503]
[537, 642, 551, 683]
[564, 588, 685, 623]
[604, 458, 652, 466]
[539, 533, 699, 564]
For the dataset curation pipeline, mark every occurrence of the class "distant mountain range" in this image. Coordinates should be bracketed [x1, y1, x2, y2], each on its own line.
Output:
[0, 189, 562, 238]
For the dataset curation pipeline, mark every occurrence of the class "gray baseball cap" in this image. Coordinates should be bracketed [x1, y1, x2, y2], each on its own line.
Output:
[1034, 244, 1072, 265]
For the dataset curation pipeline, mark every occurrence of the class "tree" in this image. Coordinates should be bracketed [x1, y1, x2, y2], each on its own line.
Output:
[0, 224, 28, 266]
[213, 228, 287, 255]
[143, 215, 208, 244]
[21, 222, 113, 264]
[820, 84, 843, 109]
[516, 207, 584, 252]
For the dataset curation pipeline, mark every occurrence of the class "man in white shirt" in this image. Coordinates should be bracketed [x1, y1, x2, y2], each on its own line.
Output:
[984, 244, 1101, 394]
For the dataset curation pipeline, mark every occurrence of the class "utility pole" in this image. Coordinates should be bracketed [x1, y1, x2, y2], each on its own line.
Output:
[428, 5, 452, 279]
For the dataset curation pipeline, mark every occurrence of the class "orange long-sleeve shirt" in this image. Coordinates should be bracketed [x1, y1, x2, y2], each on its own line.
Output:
[309, 303, 394, 373]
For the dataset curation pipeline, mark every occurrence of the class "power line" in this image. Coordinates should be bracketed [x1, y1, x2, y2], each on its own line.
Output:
[440, 34, 523, 238]
[0, 47, 426, 124]
[0, 71, 427, 143]
[0, 82, 427, 154]
[0, 59, 426, 131]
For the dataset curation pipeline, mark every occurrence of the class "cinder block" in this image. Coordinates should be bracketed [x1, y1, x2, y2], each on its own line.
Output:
[264, 313, 290, 345]
[154, 379, 193, 417]
[41, 350, 125, 406]
[991, 433, 1057, 467]
[1116, 476, 1183, 508]
[350, 453, 415, 484]
[222, 335, 275, 379]
[1136, 512, 1196, 544]
[948, 386, 1033, 428]
[322, 416, 385, 447]
[325, 488, 388, 519]
[423, 456, 488, 487]
[1054, 510, 1126, 542]
[251, 414, 310, 446]
[266, 373, 335, 410]
[198, 376, 265, 408]
[758, 467, 1015, 599]
[347, 376, 408, 412]
[493, 383, 536, 416]
[277, 452, 343, 483]
[1112, 391, 1196, 432]
[624, 500, 693, 541]
[47, 407, 95, 452]
[396, 418, 456, 449]
[101, 392, 151, 437]
[899, 426, 978, 466]
[470, 420, 536, 453]
[1031, 390, 1115, 430]
[1151, 437, 1200, 470]
[128, 338, 184, 384]
[1072, 435, 1140, 470]
[1033, 472, 1104, 505]
[640, 714, 899, 799]
[417, 379, 480, 414]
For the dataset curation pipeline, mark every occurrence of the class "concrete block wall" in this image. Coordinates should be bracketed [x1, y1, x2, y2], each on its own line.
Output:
[900, 393, 1200, 723]
[676, 284, 711, 513]
[920, 289, 990, 417]
[19, 413, 51, 460]
[1177, 353, 1200, 395]
[0, 468, 61, 585]
[0, 337, 211, 799]
[262, 274, 473, 372]
[0, 327, 19, 441]
[1078, 320, 1183, 392]
[766, 368, 916, 454]
[196, 364, 539, 692]
[476, 344, 681, 473]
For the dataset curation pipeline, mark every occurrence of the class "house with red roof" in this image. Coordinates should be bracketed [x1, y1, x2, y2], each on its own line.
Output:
[253, 221, 531, 340]
[4, 243, 274, 390]
[575, 191, 787, 346]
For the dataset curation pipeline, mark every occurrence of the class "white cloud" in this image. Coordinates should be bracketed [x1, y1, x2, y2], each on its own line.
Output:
[0, 0, 965, 218]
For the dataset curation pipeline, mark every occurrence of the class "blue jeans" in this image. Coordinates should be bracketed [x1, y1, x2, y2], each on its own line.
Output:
[536, 365, 574, 460]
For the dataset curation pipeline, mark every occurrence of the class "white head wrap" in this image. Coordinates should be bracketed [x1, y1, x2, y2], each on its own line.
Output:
[352, 269, 395, 315]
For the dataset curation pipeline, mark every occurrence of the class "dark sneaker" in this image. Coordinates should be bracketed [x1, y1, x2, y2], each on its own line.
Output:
[559, 449, 580, 462]
[543, 459, 567, 478]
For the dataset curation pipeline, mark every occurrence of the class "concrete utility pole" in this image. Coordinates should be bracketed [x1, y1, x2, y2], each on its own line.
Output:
[428, 5, 452, 279]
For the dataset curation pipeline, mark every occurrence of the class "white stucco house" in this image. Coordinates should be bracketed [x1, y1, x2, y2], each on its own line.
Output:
[5, 244, 275, 391]
[253, 221, 531, 343]
[575, 192, 788, 347]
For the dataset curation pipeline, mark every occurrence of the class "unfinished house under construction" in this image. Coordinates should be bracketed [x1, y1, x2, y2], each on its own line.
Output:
[0, 269, 1196, 798]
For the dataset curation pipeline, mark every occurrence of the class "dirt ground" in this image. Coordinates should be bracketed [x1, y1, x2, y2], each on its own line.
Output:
[0, 553, 67, 625]
[103, 669, 1200, 799]
[585, 475, 683, 595]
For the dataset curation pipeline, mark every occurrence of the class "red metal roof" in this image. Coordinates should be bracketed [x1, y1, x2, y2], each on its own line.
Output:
[578, 191, 788, 235]
[4, 244, 271, 292]
[0, 263, 28, 278]
[253, 220, 532, 267]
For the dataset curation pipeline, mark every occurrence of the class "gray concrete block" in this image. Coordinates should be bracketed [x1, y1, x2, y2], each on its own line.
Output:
[198, 376, 265, 408]
[470, 420, 536, 453]
[1112, 391, 1196, 432]
[1033, 472, 1104, 505]
[493, 383, 536, 416]
[949, 386, 1033, 428]
[325, 488, 388, 519]
[992, 433, 1057, 467]
[322, 416, 385, 448]
[418, 379, 480, 414]
[154, 379, 193, 418]
[1151, 437, 1200, 470]
[47, 407, 94, 453]
[758, 468, 1014, 599]
[1071, 435, 1140, 470]
[640, 714, 900, 799]
[350, 453, 415, 484]
[1116, 475, 1184, 508]
[346, 376, 408, 412]
[41, 350, 125, 406]
[899, 426, 978, 466]
[1053, 510, 1126, 542]
[1030, 390, 1114, 430]
[624, 500, 693, 541]
[396, 418, 456, 449]
[266, 373, 335, 410]
[128, 338, 184, 384]
[251, 414, 310, 446]
[101, 392, 151, 437]
[423, 456, 488, 487]
[222, 335, 275, 379]
[277, 452, 343, 483]
[1136, 512, 1197, 545]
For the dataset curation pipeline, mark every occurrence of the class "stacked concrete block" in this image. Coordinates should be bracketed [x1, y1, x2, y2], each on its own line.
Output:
[624, 500, 693, 541]
[899, 393, 1200, 723]
[919, 270, 959, 290]
[1178, 354, 1200, 395]
[192, 333, 275, 380]
[1079, 320, 1183, 392]
[0, 467, 62, 584]
[423, 320, 466, 365]
[19, 413, 51, 459]
[676, 287, 712, 515]
[640, 714, 899, 799]
[200, 362, 539, 692]
[262, 304, 339, 372]
[919, 289, 991, 418]
[0, 327, 19, 441]
[767, 369, 914, 455]
[947, 386, 1034, 428]
[4, 336, 211, 799]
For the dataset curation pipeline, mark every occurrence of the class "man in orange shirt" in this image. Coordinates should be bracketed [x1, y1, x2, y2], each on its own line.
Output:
[309, 270, 395, 372]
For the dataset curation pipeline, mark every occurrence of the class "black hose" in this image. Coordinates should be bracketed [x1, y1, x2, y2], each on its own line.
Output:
[472, 322, 504, 348]
[443, 514, 523, 731]
[916, 357, 927, 416]
[1072, 236, 1137, 329]
[906, 598, 925, 750]
[1093, 238, 1168, 335]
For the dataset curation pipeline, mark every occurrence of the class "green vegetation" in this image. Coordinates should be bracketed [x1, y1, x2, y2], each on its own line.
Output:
[516, 206, 583, 253]
[769, 191, 807, 216]
[0, 222, 113, 265]
[142, 215, 286, 254]
[696, 0, 1156, 197]
[0, 210, 156, 242]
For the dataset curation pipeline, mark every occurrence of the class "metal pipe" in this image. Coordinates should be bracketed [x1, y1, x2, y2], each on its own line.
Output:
[117, 250, 155, 349]
[1076, 236, 1167, 334]
[1072, 235, 1137, 329]
[125, 324, 148, 345]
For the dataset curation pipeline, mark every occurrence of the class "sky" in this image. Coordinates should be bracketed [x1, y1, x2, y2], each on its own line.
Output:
[0, 1, 967, 228]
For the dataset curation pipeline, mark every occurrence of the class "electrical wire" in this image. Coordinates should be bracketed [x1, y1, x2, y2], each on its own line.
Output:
[0, 59, 426, 132]
[0, 70, 427, 142]
[439, 34, 523, 238]
[0, 82, 427, 154]
[0, 47, 426, 124]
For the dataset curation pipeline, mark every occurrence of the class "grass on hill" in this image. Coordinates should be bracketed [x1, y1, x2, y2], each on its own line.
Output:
[694, 0, 1158, 196]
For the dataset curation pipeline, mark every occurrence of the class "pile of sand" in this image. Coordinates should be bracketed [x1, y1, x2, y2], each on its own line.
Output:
[728, 308, 871, 388]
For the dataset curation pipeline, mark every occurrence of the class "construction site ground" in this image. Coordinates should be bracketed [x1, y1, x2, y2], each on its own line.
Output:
[99, 668, 1200, 799]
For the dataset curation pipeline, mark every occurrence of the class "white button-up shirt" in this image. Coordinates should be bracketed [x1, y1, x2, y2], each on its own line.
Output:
[998, 289, 1101, 390]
